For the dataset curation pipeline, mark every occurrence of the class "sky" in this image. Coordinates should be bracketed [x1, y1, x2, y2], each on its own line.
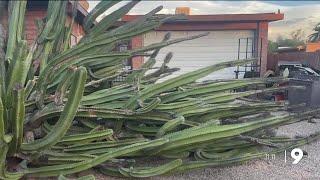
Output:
[87, 1, 320, 41]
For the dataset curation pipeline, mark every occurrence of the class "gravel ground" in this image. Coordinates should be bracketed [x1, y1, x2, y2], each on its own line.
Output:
[79, 116, 320, 180]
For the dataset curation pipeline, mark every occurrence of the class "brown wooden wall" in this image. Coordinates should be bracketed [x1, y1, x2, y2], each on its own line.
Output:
[267, 51, 320, 71]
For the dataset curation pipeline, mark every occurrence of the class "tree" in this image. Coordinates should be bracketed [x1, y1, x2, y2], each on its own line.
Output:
[307, 22, 320, 42]
[268, 29, 306, 52]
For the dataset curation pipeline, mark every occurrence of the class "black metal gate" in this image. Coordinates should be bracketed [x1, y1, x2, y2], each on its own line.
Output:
[235, 37, 262, 79]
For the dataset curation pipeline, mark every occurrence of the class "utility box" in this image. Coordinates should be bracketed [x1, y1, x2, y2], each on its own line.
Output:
[288, 78, 320, 107]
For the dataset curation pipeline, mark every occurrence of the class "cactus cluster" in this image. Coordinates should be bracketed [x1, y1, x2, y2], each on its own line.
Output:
[0, 1, 319, 179]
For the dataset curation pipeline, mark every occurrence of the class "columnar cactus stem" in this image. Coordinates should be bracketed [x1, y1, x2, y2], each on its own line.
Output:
[21, 67, 87, 151]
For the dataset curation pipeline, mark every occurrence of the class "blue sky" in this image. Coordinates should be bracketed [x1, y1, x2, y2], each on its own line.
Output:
[88, 1, 320, 41]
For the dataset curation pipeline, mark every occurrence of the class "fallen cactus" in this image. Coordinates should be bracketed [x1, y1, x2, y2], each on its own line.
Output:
[0, 1, 319, 179]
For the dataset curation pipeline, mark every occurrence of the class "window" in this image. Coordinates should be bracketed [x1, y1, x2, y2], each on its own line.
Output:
[118, 42, 132, 71]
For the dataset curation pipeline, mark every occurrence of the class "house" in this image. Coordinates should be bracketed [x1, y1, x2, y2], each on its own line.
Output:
[122, 8, 284, 80]
[0, 0, 89, 45]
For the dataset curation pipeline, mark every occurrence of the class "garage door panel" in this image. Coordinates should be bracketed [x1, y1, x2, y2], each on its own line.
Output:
[144, 30, 254, 81]
[154, 52, 252, 58]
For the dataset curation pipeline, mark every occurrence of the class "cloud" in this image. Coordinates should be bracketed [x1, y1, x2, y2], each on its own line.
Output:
[88, 1, 320, 41]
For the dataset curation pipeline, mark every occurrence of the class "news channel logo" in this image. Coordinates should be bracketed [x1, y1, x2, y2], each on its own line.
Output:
[265, 148, 304, 164]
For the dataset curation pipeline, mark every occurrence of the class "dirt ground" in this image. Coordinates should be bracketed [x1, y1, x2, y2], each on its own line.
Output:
[76, 117, 320, 180]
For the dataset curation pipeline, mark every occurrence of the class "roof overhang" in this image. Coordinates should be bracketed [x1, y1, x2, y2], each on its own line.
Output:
[122, 13, 284, 23]
[118, 13, 284, 31]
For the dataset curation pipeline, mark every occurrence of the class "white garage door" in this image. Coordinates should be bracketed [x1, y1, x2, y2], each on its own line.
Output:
[143, 30, 254, 81]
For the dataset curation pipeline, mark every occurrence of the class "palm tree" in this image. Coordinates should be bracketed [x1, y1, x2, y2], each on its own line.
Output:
[307, 22, 320, 42]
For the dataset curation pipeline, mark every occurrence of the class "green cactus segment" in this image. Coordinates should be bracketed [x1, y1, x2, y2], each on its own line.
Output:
[88, 1, 140, 38]
[6, 40, 27, 102]
[156, 115, 185, 137]
[160, 79, 264, 103]
[119, 159, 182, 178]
[38, 1, 66, 43]
[125, 59, 255, 109]
[126, 32, 171, 83]
[156, 86, 293, 110]
[58, 174, 96, 180]
[57, 138, 148, 153]
[0, 87, 4, 138]
[9, 87, 25, 153]
[81, 86, 134, 106]
[126, 58, 156, 83]
[5, 1, 27, 65]
[59, 129, 113, 145]
[0, 143, 8, 178]
[83, 1, 120, 32]
[24, 138, 168, 177]
[21, 67, 87, 151]
[54, 69, 75, 105]
[0, 90, 7, 178]
[136, 97, 161, 113]
[0, 24, 6, 99]
[155, 114, 298, 153]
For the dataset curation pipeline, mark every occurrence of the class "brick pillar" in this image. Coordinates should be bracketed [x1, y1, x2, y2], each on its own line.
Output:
[131, 35, 144, 69]
[257, 22, 269, 76]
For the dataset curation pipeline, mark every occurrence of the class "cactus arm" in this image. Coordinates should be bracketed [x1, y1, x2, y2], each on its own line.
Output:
[160, 80, 264, 103]
[81, 87, 133, 106]
[112, 6, 163, 35]
[83, 1, 120, 32]
[157, 86, 292, 110]
[155, 114, 304, 153]
[54, 69, 75, 105]
[0, 23, 6, 99]
[37, 1, 63, 43]
[88, 1, 140, 38]
[21, 67, 87, 151]
[6, 40, 27, 100]
[0, 89, 8, 178]
[126, 32, 170, 83]
[24, 79, 37, 101]
[78, 119, 99, 129]
[58, 174, 96, 180]
[0, 86, 4, 139]
[125, 59, 255, 109]
[77, 175, 96, 180]
[9, 87, 25, 153]
[143, 52, 173, 80]
[5, 1, 26, 65]
[99, 166, 127, 178]
[58, 129, 113, 145]
[90, 64, 123, 78]
[156, 115, 185, 137]
[0, 143, 8, 178]
[63, 1, 78, 51]
[24, 138, 168, 177]
[58, 138, 148, 153]
[132, 32, 209, 55]
[119, 159, 182, 178]
[126, 58, 156, 83]
[135, 97, 161, 114]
